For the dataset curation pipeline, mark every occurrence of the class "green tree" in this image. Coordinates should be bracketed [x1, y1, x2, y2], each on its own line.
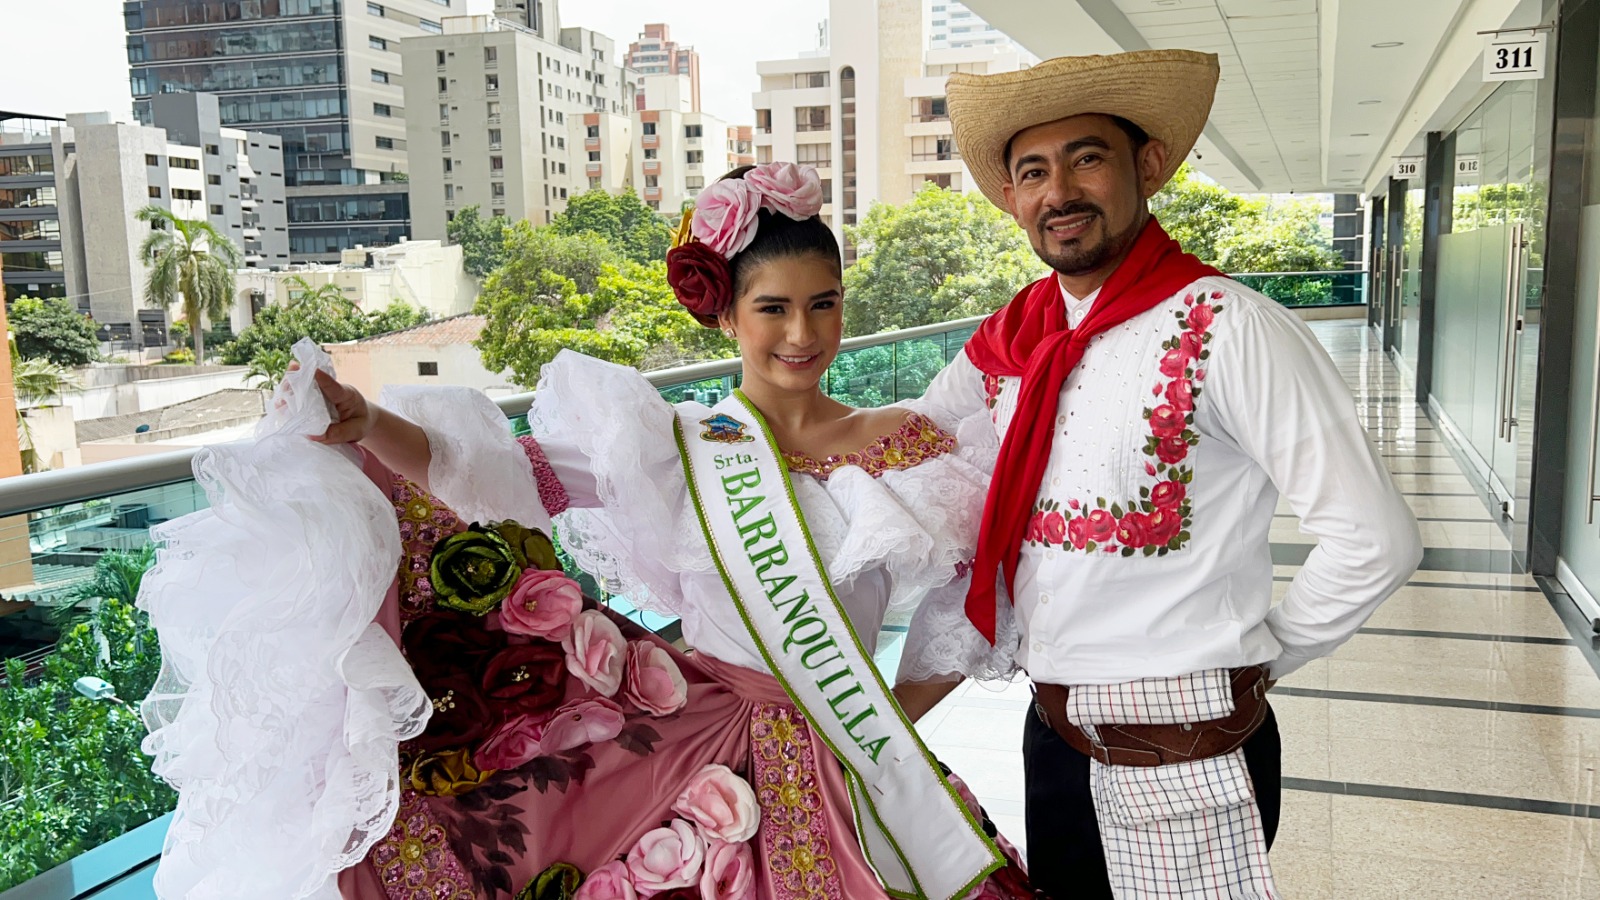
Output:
[1151, 163, 1258, 266]
[245, 348, 293, 391]
[218, 296, 430, 367]
[8, 297, 98, 367]
[1213, 198, 1343, 274]
[447, 205, 513, 277]
[552, 189, 673, 265]
[842, 184, 1045, 336]
[475, 256, 732, 387]
[12, 355, 79, 407]
[283, 274, 355, 308]
[136, 206, 243, 363]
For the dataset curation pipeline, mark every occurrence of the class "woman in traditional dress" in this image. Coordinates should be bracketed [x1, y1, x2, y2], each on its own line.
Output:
[137, 163, 1027, 900]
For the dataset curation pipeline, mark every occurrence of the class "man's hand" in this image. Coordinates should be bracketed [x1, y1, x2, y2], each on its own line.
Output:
[892, 679, 964, 723]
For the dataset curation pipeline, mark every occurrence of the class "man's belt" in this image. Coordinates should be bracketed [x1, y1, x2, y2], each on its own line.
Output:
[1033, 666, 1270, 768]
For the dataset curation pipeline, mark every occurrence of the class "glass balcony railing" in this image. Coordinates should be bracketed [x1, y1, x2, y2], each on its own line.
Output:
[1231, 269, 1368, 308]
[0, 313, 987, 899]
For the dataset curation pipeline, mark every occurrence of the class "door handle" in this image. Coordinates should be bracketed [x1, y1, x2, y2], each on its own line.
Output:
[1498, 224, 1524, 441]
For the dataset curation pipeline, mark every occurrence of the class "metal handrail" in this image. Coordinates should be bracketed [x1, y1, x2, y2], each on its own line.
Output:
[0, 316, 987, 519]
[1231, 269, 1368, 278]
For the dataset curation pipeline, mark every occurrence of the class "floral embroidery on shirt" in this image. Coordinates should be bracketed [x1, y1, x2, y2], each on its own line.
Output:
[984, 373, 1006, 413]
[1028, 290, 1224, 557]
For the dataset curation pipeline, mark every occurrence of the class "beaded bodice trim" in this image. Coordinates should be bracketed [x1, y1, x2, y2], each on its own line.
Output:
[781, 412, 956, 480]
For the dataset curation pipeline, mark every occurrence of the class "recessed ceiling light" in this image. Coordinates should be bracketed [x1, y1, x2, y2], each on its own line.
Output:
[1351, 133, 1370, 137]
[1372, 42, 1404, 48]
[1359, 99, 1382, 105]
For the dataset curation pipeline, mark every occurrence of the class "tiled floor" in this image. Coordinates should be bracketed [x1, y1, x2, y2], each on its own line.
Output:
[914, 320, 1600, 898]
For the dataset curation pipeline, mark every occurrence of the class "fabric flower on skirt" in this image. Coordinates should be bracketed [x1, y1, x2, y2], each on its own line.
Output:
[430, 524, 522, 615]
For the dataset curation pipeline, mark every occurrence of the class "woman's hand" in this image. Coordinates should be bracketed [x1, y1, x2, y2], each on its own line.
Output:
[309, 368, 376, 445]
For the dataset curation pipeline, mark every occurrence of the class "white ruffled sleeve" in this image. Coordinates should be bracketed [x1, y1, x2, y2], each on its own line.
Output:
[381, 384, 552, 532]
[138, 340, 429, 900]
[525, 351, 712, 617]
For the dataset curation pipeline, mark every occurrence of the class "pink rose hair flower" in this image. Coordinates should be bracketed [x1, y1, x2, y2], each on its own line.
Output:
[690, 178, 762, 257]
[743, 162, 824, 220]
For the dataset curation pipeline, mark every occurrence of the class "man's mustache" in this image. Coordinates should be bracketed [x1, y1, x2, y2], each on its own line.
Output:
[1037, 203, 1103, 235]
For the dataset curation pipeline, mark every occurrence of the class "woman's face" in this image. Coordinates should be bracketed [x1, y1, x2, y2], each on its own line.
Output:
[719, 252, 844, 396]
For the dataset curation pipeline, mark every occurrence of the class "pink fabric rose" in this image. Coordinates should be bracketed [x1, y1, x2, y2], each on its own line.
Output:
[691, 179, 761, 257]
[1148, 405, 1185, 439]
[622, 640, 688, 716]
[562, 609, 626, 697]
[500, 569, 583, 640]
[1187, 303, 1216, 333]
[1155, 436, 1189, 465]
[574, 861, 636, 900]
[743, 162, 824, 220]
[1040, 511, 1067, 546]
[540, 697, 625, 754]
[699, 839, 756, 900]
[474, 712, 548, 771]
[1150, 481, 1186, 510]
[626, 819, 705, 894]
[672, 764, 760, 843]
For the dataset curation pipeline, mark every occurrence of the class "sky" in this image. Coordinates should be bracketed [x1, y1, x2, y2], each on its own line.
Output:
[0, 0, 828, 127]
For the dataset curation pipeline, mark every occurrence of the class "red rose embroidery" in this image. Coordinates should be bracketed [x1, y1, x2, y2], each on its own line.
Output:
[1025, 511, 1044, 543]
[1186, 303, 1215, 333]
[1145, 461, 1158, 477]
[1166, 378, 1195, 413]
[1150, 480, 1186, 510]
[1067, 516, 1090, 550]
[1147, 508, 1183, 545]
[1149, 405, 1185, 438]
[1083, 509, 1117, 544]
[1159, 349, 1188, 379]
[1179, 331, 1204, 361]
[665, 242, 733, 324]
[1041, 511, 1067, 545]
[1155, 436, 1188, 465]
[1116, 512, 1152, 548]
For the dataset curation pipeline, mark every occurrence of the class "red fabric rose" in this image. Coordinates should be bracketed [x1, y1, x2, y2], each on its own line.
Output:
[1041, 511, 1067, 545]
[666, 242, 733, 325]
[1155, 436, 1189, 465]
[410, 673, 494, 753]
[1159, 348, 1188, 379]
[481, 642, 566, 716]
[1186, 303, 1215, 333]
[1147, 508, 1183, 545]
[1067, 516, 1089, 550]
[1166, 378, 1195, 413]
[1116, 512, 1152, 548]
[1083, 509, 1117, 544]
[1149, 405, 1185, 439]
[1150, 481, 1186, 510]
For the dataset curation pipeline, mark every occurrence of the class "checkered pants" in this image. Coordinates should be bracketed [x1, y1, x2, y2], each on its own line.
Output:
[1063, 670, 1279, 900]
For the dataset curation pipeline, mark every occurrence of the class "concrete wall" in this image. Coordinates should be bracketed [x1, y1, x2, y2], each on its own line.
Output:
[327, 339, 515, 401]
[53, 367, 251, 421]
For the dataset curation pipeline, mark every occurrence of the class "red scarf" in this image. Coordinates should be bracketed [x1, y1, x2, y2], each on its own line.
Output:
[963, 218, 1221, 642]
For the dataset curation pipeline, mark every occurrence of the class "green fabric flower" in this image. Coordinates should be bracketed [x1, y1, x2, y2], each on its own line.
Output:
[516, 862, 583, 900]
[430, 525, 520, 615]
[494, 520, 560, 572]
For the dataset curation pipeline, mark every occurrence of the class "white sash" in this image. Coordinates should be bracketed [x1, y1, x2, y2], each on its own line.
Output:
[675, 392, 1003, 900]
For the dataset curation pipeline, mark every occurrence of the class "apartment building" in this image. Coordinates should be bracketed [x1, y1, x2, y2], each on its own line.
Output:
[625, 23, 702, 113]
[631, 75, 746, 213]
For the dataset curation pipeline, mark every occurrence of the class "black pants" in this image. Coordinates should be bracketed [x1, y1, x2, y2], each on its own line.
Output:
[1022, 702, 1282, 900]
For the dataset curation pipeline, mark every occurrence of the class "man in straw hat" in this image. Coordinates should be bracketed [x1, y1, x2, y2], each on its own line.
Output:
[892, 50, 1422, 898]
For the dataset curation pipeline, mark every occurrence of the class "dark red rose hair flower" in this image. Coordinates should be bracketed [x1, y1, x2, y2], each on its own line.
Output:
[666, 241, 733, 327]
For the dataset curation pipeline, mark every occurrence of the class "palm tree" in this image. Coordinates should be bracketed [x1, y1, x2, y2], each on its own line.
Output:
[136, 206, 243, 364]
[245, 348, 292, 392]
[282, 274, 355, 309]
[13, 353, 81, 474]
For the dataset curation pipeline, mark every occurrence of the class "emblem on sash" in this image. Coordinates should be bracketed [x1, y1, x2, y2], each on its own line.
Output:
[699, 413, 755, 444]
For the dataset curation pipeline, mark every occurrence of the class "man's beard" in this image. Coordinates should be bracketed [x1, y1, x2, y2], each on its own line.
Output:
[1032, 202, 1140, 277]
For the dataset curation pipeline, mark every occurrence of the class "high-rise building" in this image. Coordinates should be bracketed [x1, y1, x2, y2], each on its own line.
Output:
[928, 0, 1028, 53]
[401, 14, 637, 240]
[0, 114, 65, 306]
[125, 0, 463, 263]
[632, 76, 742, 214]
[625, 24, 701, 113]
[753, 0, 1025, 252]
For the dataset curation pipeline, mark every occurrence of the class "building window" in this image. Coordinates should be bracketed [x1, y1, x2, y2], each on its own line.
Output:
[685, 124, 703, 138]
[417, 362, 439, 376]
[148, 186, 162, 198]
[484, 47, 498, 65]
[491, 182, 505, 198]
[205, 143, 219, 155]
[587, 124, 600, 139]
[435, 50, 446, 67]
[795, 72, 828, 89]
[644, 148, 657, 160]
[369, 35, 388, 50]
[376, 136, 395, 150]
[686, 150, 703, 164]
[441, 131, 451, 148]
[439, 103, 449, 122]
[374, 102, 393, 117]
[490, 155, 503, 172]
[170, 157, 200, 170]
[208, 174, 223, 185]
[371, 69, 390, 84]
[419, 18, 442, 34]
[756, 145, 773, 164]
[588, 151, 600, 161]
[686, 176, 704, 190]
[438, 76, 448, 95]
[443, 158, 453, 173]
[486, 74, 499, 93]
[642, 122, 657, 136]
[445, 184, 454, 201]
[488, 128, 502, 147]
[145, 154, 160, 166]
[557, 162, 566, 174]
[796, 107, 829, 132]
[796, 143, 831, 167]
[209, 203, 224, 215]
[493, 207, 506, 216]
[367, 1, 384, 16]
[756, 109, 771, 133]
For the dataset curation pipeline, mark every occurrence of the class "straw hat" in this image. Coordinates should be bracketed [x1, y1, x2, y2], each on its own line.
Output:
[948, 49, 1220, 210]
